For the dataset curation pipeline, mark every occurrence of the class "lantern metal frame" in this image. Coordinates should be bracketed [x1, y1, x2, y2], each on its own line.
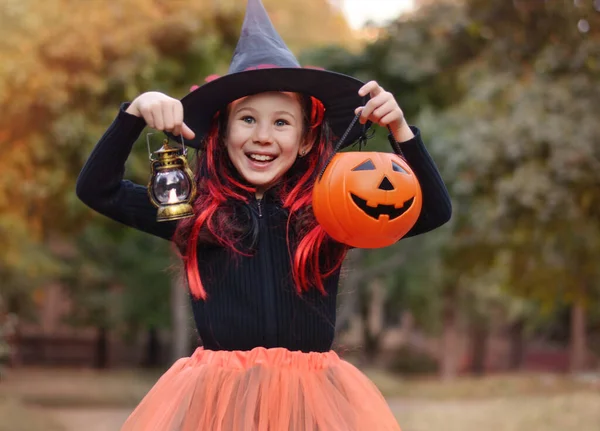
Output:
[146, 133, 197, 222]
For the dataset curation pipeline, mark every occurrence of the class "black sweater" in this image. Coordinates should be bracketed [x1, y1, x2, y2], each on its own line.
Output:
[76, 104, 452, 353]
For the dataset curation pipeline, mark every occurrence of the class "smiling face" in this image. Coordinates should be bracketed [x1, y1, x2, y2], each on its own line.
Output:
[225, 91, 313, 198]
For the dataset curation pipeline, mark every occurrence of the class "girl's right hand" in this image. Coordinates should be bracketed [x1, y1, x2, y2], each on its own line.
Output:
[126, 91, 196, 140]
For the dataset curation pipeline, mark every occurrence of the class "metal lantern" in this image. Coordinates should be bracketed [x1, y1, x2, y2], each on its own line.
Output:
[146, 134, 197, 222]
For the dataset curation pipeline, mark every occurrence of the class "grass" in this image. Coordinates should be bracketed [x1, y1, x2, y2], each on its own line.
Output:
[364, 368, 600, 399]
[392, 393, 600, 431]
[0, 368, 158, 408]
[0, 398, 65, 431]
[368, 370, 600, 431]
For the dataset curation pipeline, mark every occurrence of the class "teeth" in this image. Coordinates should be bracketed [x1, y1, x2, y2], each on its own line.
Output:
[249, 154, 274, 162]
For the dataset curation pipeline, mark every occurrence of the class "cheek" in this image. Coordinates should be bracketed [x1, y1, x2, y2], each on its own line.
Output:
[225, 129, 248, 163]
[279, 135, 300, 170]
[278, 132, 302, 160]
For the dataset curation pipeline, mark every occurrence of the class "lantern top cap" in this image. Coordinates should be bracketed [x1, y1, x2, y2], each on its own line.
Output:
[154, 139, 184, 155]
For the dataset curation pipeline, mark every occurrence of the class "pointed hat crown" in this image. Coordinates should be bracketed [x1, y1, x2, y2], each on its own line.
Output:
[228, 0, 300, 73]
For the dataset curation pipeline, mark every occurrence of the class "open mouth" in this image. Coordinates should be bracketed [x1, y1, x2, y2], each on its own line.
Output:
[246, 153, 277, 163]
[350, 194, 414, 220]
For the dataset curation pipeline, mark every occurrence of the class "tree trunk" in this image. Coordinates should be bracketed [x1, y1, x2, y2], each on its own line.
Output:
[368, 279, 385, 342]
[335, 249, 365, 334]
[399, 311, 415, 344]
[469, 322, 489, 376]
[142, 327, 161, 368]
[440, 290, 459, 381]
[336, 248, 405, 335]
[171, 269, 191, 362]
[94, 326, 109, 369]
[569, 301, 587, 373]
[359, 283, 374, 362]
[359, 282, 381, 364]
[508, 319, 525, 371]
[9, 321, 21, 367]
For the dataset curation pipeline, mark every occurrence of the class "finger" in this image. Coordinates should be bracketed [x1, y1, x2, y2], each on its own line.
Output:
[362, 91, 396, 123]
[172, 102, 184, 136]
[359, 103, 375, 124]
[372, 99, 398, 122]
[151, 104, 164, 131]
[358, 80, 384, 98]
[359, 92, 389, 123]
[162, 101, 175, 131]
[380, 110, 403, 127]
[181, 123, 196, 140]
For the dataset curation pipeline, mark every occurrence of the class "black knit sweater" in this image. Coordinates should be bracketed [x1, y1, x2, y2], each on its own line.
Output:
[76, 104, 452, 353]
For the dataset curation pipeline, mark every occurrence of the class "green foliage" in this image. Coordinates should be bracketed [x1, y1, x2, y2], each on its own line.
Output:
[312, 0, 600, 340]
[423, 2, 600, 308]
[59, 218, 173, 334]
[0, 0, 358, 337]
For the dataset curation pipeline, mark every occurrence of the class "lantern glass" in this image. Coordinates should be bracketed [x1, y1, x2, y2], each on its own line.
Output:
[152, 168, 192, 205]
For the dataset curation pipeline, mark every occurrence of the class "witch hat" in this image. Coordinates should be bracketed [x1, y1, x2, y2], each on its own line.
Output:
[178, 0, 370, 149]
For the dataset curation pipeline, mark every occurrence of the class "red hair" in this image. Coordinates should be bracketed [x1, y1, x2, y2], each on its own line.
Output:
[174, 95, 348, 299]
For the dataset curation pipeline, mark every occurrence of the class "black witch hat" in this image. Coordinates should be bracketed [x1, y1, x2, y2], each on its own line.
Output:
[178, 0, 371, 149]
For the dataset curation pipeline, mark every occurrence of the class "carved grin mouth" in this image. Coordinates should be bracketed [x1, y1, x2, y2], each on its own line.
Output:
[350, 194, 414, 220]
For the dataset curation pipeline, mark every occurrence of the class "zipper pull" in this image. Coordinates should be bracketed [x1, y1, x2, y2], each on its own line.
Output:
[257, 199, 263, 218]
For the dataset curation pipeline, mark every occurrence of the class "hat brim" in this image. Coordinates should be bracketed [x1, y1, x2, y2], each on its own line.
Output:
[172, 68, 372, 150]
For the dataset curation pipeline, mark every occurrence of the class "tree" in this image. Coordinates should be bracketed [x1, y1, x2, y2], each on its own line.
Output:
[420, 0, 600, 372]
[306, 0, 490, 379]
[0, 0, 360, 364]
[312, 0, 600, 376]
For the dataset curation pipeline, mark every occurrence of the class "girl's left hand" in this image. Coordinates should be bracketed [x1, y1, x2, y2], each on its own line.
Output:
[355, 81, 414, 142]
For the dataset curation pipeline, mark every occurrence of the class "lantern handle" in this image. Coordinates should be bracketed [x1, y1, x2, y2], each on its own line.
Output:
[146, 132, 189, 161]
[163, 132, 188, 156]
[176, 132, 188, 157]
[146, 132, 156, 161]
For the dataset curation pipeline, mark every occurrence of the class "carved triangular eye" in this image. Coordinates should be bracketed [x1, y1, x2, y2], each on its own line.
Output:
[352, 159, 376, 171]
[392, 161, 407, 174]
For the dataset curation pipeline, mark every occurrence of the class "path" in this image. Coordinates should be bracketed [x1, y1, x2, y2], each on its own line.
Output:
[43, 407, 132, 431]
[42, 393, 600, 431]
[43, 401, 410, 430]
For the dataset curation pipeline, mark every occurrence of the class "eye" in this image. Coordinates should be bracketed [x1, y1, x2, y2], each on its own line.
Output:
[275, 119, 289, 127]
[392, 161, 407, 174]
[352, 159, 376, 171]
[240, 116, 255, 124]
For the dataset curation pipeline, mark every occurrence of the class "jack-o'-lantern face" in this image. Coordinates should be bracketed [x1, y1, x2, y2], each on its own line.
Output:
[312, 152, 422, 249]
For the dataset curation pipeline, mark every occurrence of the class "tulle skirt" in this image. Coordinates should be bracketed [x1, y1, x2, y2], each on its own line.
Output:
[121, 346, 401, 430]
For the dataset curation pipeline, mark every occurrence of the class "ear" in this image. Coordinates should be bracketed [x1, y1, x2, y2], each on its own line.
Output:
[299, 129, 317, 157]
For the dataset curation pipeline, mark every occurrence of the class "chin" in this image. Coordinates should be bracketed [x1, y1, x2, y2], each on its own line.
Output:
[242, 173, 277, 189]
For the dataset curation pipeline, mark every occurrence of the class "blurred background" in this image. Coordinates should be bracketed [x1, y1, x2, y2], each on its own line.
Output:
[1, 0, 600, 430]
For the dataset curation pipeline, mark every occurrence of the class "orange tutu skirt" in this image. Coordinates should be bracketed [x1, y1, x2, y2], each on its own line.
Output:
[121, 346, 401, 430]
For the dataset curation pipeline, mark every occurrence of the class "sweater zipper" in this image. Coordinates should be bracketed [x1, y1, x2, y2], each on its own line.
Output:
[256, 197, 277, 346]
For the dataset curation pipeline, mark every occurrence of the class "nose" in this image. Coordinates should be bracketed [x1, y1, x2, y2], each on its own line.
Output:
[378, 176, 395, 191]
[253, 122, 273, 145]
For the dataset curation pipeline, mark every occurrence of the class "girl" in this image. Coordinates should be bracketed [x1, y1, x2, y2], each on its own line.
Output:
[76, 1, 451, 429]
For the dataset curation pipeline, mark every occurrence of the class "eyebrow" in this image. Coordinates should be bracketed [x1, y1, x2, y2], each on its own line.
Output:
[233, 106, 255, 115]
[273, 110, 296, 119]
[234, 106, 297, 119]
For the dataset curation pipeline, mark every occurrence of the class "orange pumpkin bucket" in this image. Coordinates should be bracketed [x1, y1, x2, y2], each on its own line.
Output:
[313, 119, 422, 248]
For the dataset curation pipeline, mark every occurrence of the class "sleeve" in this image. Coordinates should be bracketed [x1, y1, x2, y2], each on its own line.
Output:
[75, 103, 178, 241]
[397, 126, 452, 238]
